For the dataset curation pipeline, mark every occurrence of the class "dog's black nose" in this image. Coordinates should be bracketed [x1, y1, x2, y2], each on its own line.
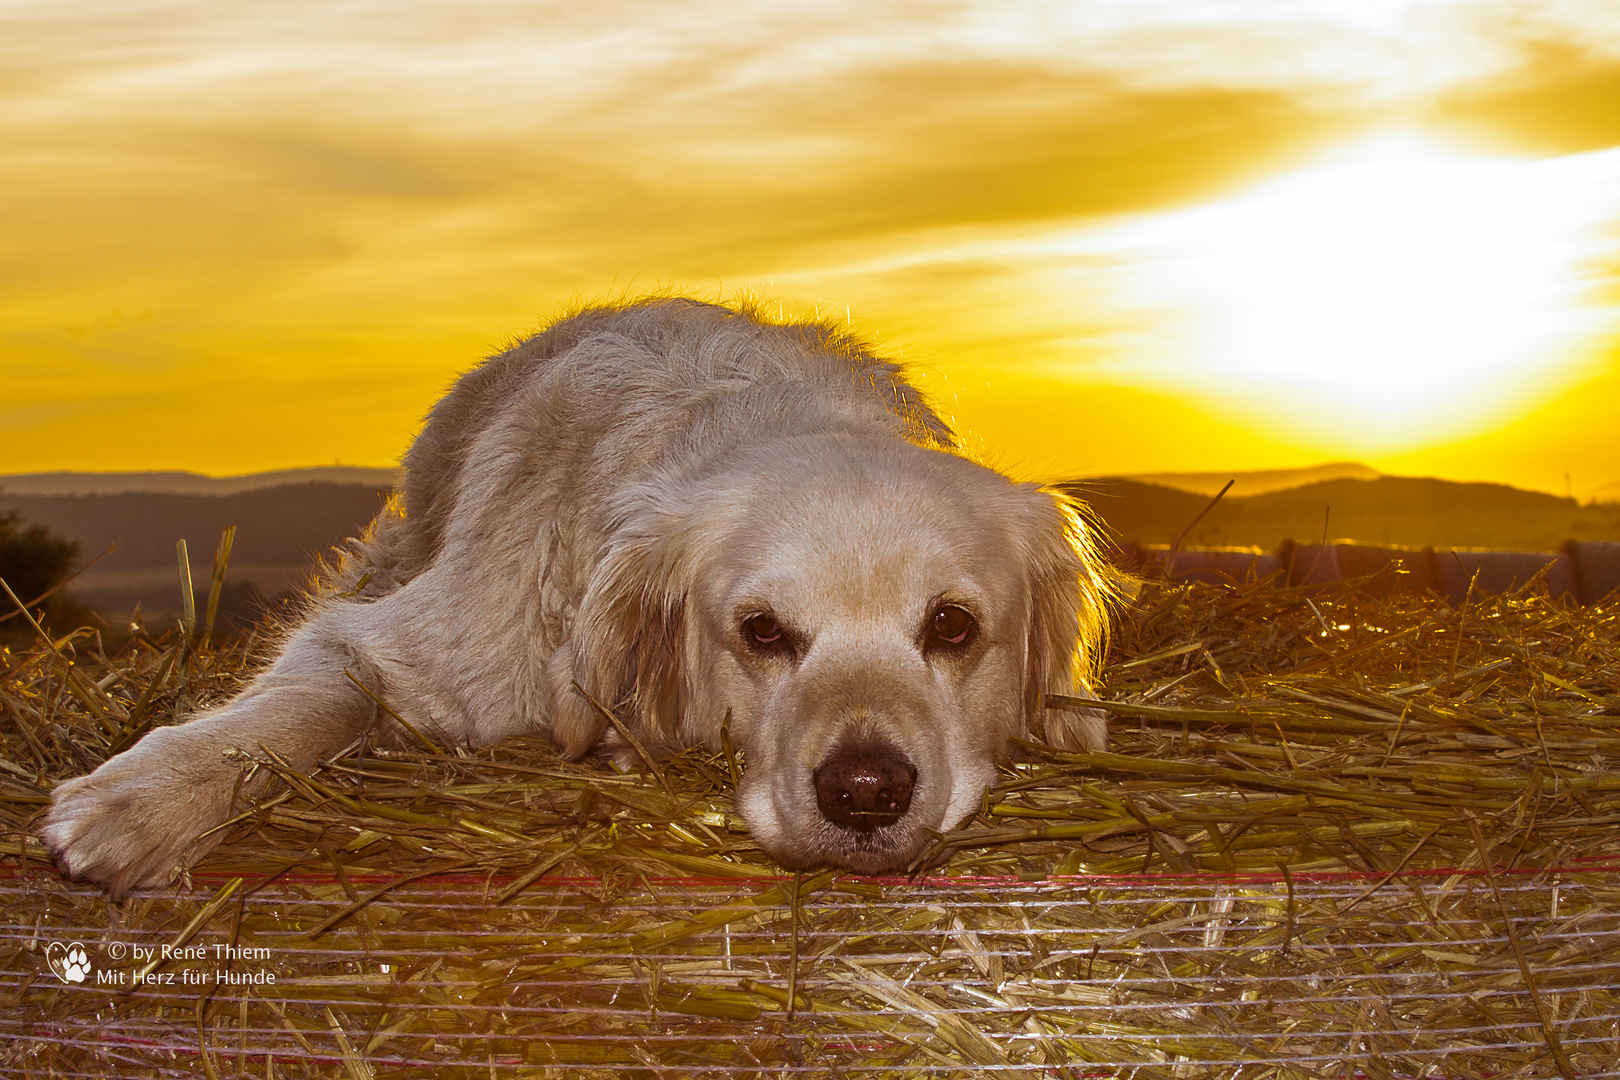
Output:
[813, 743, 916, 832]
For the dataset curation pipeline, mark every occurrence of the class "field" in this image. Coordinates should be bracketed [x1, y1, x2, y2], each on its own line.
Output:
[2, 571, 1618, 1076]
[1067, 476, 1620, 552]
[8, 468, 1620, 635]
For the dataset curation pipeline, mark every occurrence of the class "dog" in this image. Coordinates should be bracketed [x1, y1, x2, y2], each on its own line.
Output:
[42, 299, 1114, 895]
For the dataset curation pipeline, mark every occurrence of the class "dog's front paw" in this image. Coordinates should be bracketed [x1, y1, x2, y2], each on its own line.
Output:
[41, 725, 251, 897]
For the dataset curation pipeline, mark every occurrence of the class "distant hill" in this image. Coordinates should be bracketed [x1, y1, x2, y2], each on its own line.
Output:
[0, 467, 400, 497]
[1066, 475, 1620, 552]
[7, 466, 1619, 633]
[0, 482, 393, 629]
[1120, 462, 1381, 497]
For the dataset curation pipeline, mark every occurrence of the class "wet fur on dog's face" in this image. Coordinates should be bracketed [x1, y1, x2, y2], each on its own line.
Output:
[567, 432, 1102, 872]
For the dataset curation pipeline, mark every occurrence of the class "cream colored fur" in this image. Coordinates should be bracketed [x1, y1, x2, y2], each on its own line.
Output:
[42, 299, 1113, 895]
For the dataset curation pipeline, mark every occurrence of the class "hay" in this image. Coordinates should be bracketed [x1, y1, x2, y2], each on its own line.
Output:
[2, 572, 1618, 1077]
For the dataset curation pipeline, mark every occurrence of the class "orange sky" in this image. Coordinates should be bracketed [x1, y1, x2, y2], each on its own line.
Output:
[3, 1, 1619, 497]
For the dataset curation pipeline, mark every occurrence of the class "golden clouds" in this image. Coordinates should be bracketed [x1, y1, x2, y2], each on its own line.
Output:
[1435, 42, 1620, 155]
[1, 1, 1618, 491]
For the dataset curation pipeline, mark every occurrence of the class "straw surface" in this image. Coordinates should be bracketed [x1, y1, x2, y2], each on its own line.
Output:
[2, 572, 1617, 1076]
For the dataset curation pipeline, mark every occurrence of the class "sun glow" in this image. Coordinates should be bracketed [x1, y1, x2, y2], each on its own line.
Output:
[1089, 136, 1617, 442]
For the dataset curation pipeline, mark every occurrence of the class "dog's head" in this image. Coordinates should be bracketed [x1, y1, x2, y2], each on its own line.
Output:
[554, 434, 1113, 872]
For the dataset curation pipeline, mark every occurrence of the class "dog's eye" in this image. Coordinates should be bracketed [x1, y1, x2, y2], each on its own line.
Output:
[742, 613, 790, 653]
[928, 605, 976, 648]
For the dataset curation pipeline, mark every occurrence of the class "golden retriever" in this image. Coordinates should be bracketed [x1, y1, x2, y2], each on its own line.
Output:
[43, 299, 1113, 895]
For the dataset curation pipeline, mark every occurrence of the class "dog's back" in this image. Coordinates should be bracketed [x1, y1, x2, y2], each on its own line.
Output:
[345, 300, 956, 596]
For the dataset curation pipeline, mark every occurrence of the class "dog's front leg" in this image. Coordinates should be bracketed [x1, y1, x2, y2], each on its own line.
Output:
[41, 608, 396, 897]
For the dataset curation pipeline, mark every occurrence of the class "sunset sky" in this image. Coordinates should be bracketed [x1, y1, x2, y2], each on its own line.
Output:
[3, 1, 1619, 497]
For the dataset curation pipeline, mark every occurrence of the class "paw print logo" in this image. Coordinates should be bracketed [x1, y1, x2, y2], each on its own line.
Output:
[45, 942, 93, 984]
[63, 945, 91, 982]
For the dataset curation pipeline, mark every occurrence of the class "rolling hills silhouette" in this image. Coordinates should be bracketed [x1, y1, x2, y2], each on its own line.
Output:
[1, 481, 392, 630]
[3, 467, 1616, 632]
[1065, 475, 1620, 552]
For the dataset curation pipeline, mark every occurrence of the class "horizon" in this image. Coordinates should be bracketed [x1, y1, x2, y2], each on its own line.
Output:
[2, 460, 1613, 504]
[3, 2, 1618, 496]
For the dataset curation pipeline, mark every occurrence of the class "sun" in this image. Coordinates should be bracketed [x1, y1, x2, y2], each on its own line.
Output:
[1089, 135, 1614, 444]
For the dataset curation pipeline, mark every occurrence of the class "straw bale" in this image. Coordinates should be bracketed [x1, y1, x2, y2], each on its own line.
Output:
[1567, 540, 1620, 606]
[2, 573, 1617, 1076]
[1431, 550, 1581, 606]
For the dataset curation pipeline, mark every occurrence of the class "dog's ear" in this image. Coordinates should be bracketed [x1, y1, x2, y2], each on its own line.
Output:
[548, 532, 689, 760]
[1017, 488, 1114, 752]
